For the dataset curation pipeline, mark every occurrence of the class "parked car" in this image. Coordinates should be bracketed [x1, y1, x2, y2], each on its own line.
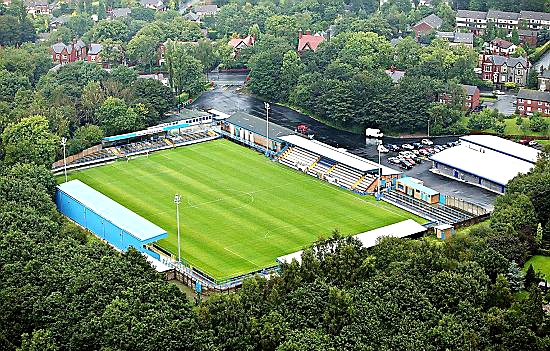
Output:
[388, 144, 400, 152]
[419, 149, 431, 156]
[433, 145, 444, 151]
[421, 138, 433, 145]
[493, 90, 505, 95]
[528, 140, 539, 147]
[377, 144, 389, 153]
[412, 149, 421, 155]
[388, 157, 400, 164]
[401, 144, 414, 150]
[412, 142, 423, 149]
[519, 139, 530, 145]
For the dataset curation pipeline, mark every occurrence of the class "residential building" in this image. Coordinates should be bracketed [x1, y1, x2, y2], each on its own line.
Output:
[183, 11, 200, 23]
[486, 10, 519, 31]
[462, 84, 481, 110]
[49, 16, 69, 30]
[479, 55, 530, 87]
[516, 89, 550, 116]
[140, 0, 165, 11]
[484, 38, 517, 56]
[518, 29, 538, 47]
[456, 10, 487, 35]
[194, 4, 218, 16]
[25, 0, 50, 15]
[538, 70, 550, 92]
[435, 31, 474, 47]
[228, 35, 255, 57]
[297, 30, 325, 53]
[456, 9, 550, 35]
[50, 40, 87, 64]
[411, 14, 443, 39]
[519, 11, 550, 31]
[385, 68, 405, 83]
[110, 7, 131, 19]
[86, 43, 102, 64]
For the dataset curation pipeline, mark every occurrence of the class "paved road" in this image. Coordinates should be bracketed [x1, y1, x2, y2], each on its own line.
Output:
[191, 78, 498, 208]
[490, 94, 517, 116]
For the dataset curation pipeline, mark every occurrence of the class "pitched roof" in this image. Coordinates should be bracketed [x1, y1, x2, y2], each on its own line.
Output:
[487, 10, 519, 20]
[436, 31, 473, 44]
[461, 84, 479, 96]
[456, 10, 487, 19]
[517, 89, 550, 103]
[88, 43, 102, 55]
[228, 35, 255, 48]
[385, 69, 405, 83]
[111, 7, 131, 18]
[297, 32, 325, 52]
[540, 70, 550, 79]
[227, 111, 294, 140]
[74, 39, 86, 50]
[491, 38, 514, 48]
[485, 55, 528, 67]
[520, 10, 550, 21]
[51, 42, 66, 54]
[183, 11, 200, 21]
[518, 29, 538, 37]
[194, 4, 218, 13]
[415, 14, 443, 29]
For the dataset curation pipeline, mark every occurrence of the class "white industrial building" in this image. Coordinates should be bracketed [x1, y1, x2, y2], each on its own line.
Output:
[430, 135, 539, 194]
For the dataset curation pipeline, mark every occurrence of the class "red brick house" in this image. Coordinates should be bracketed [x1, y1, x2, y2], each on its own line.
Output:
[86, 44, 102, 64]
[485, 38, 517, 56]
[50, 40, 87, 64]
[297, 30, 326, 53]
[518, 29, 538, 47]
[517, 89, 550, 116]
[411, 14, 443, 39]
[228, 35, 256, 57]
[438, 84, 480, 111]
[479, 54, 530, 87]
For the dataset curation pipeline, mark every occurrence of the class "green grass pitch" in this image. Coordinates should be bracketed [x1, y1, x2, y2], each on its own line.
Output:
[65, 139, 425, 280]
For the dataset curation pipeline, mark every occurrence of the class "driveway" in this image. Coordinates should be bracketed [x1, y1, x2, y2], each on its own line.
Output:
[490, 94, 516, 116]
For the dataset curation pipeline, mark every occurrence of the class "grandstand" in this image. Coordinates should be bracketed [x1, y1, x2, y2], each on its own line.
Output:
[277, 135, 400, 194]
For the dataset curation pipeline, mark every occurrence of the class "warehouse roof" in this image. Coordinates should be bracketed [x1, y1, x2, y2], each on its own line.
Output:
[459, 134, 540, 163]
[279, 134, 401, 175]
[430, 146, 535, 186]
[276, 219, 426, 264]
[226, 111, 294, 140]
[58, 180, 167, 242]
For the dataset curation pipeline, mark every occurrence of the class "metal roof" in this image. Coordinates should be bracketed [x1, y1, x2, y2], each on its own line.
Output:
[456, 10, 487, 19]
[430, 145, 535, 186]
[460, 134, 540, 163]
[58, 180, 168, 242]
[279, 134, 400, 175]
[276, 219, 426, 264]
[226, 111, 294, 140]
[397, 177, 439, 196]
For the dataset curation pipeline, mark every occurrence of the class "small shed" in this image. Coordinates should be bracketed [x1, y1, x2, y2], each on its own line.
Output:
[396, 177, 440, 204]
[434, 224, 455, 239]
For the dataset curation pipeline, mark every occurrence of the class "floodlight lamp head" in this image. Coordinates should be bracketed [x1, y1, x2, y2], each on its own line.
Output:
[174, 194, 181, 204]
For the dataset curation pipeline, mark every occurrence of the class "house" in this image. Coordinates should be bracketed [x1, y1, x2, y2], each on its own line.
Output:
[49, 16, 69, 30]
[516, 89, 550, 116]
[411, 14, 443, 39]
[297, 30, 325, 53]
[140, 0, 165, 11]
[462, 84, 481, 110]
[435, 31, 474, 47]
[456, 10, 487, 36]
[50, 40, 87, 64]
[538, 70, 550, 92]
[385, 67, 405, 83]
[110, 7, 131, 19]
[479, 55, 530, 87]
[194, 4, 218, 17]
[183, 11, 200, 23]
[25, 0, 50, 15]
[228, 35, 255, 57]
[518, 29, 538, 47]
[485, 38, 517, 56]
[86, 43, 102, 64]
[519, 11, 550, 31]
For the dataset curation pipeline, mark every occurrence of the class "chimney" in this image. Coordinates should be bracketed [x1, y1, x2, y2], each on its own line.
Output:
[305, 30, 311, 35]
[298, 29, 302, 39]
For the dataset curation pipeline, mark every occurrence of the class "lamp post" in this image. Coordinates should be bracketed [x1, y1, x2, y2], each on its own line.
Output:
[427, 117, 430, 137]
[61, 137, 68, 183]
[174, 194, 181, 267]
[377, 140, 382, 198]
[264, 102, 270, 156]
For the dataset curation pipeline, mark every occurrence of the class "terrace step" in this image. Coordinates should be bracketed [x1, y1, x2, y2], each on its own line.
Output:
[351, 174, 366, 190]
[326, 164, 337, 174]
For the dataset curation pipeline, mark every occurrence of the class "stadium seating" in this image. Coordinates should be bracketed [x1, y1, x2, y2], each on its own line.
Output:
[353, 173, 378, 193]
[307, 158, 335, 177]
[328, 163, 364, 190]
[278, 147, 319, 170]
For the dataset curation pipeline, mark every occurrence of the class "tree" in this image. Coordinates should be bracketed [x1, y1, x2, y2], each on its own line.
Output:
[16, 329, 59, 351]
[68, 125, 104, 155]
[524, 264, 538, 288]
[97, 0, 107, 20]
[529, 112, 548, 133]
[1, 115, 60, 166]
[130, 78, 173, 120]
[126, 34, 159, 72]
[87, 20, 129, 42]
[280, 50, 304, 101]
[487, 274, 513, 308]
[67, 15, 93, 37]
[96, 97, 146, 135]
[0, 70, 30, 102]
[166, 43, 205, 97]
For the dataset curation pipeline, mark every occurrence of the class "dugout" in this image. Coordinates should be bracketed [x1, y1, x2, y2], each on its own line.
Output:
[56, 180, 168, 260]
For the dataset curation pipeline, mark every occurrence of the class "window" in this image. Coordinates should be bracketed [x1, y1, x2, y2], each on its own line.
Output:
[539, 100, 543, 105]
[519, 106, 524, 111]
[517, 69, 522, 75]
[527, 106, 532, 111]
[545, 109, 549, 114]
[527, 100, 531, 104]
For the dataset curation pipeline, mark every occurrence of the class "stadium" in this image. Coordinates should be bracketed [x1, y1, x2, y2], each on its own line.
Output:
[54, 110, 428, 290]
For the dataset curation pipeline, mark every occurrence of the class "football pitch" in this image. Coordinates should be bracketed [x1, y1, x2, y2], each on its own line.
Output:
[66, 139, 425, 280]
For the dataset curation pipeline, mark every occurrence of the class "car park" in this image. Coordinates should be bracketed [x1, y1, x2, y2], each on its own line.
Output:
[412, 142, 423, 149]
[401, 144, 414, 150]
[377, 144, 389, 153]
